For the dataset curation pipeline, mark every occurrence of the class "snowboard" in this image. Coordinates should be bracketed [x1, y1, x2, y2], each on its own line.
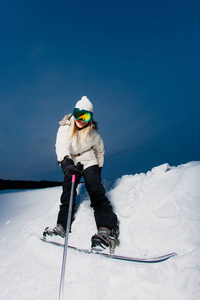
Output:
[40, 237, 177, 263]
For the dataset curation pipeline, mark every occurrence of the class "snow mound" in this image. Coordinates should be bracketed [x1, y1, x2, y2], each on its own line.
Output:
[0, 161, 200, 300]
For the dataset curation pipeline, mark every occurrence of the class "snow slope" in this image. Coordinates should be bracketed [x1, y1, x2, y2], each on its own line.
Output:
[0, 161, 200, 300]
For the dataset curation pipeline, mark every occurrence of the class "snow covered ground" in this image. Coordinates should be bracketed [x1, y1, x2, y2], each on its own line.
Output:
[0, 161, 200, 300]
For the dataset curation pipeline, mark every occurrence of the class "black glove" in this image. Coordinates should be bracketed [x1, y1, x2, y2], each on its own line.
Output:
[61, 157, 83, 177]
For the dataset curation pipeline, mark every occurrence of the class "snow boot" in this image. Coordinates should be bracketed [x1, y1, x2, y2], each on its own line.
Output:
[43, 224, 66, 239]
[91, 227, 119, 253]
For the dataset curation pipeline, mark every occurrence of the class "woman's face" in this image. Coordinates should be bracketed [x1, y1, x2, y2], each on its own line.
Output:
[74, 118, 89, 129]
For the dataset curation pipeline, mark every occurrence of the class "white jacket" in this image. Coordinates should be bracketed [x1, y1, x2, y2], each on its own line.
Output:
[55, 115, 105, 170]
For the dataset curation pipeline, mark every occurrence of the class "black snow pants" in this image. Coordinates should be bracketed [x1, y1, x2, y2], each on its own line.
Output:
[57, 165, 118, 232]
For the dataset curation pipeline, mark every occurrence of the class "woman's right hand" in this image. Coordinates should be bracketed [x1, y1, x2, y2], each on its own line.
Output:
[61, 157, 83, 177]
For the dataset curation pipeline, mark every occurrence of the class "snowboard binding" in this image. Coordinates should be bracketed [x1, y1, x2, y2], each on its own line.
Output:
[91, 227, 119, 254]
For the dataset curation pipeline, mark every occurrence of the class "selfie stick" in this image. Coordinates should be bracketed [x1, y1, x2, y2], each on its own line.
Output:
[59, 174, 76, 300]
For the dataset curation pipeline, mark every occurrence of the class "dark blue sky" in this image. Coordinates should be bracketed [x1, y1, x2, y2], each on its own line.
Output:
[0, 0, 200, 181]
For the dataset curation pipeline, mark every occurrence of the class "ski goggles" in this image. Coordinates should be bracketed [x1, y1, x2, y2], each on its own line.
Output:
[73, 108, 93, 122]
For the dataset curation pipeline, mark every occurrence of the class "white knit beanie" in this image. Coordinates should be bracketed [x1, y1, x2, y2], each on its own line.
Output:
[75, 96, 93, 113]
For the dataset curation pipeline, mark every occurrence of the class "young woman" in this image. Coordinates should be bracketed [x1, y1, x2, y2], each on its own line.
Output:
[43, 96, 119, 252]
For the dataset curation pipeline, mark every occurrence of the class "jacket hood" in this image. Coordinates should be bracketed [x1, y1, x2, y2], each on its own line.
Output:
[59, 114, 98, 130]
